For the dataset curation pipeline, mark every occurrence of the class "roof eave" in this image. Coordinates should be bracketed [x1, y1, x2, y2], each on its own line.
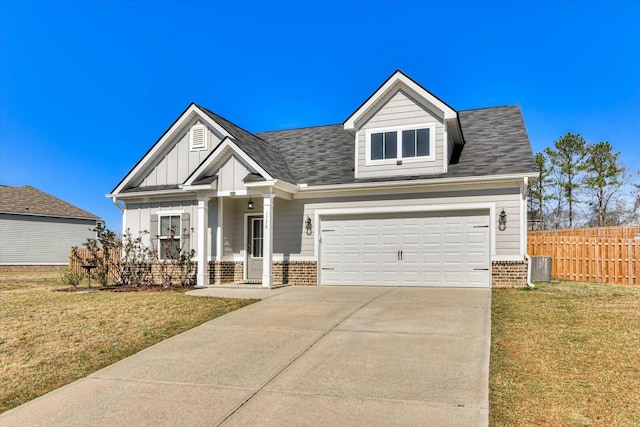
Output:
[298, 172, 539, 194]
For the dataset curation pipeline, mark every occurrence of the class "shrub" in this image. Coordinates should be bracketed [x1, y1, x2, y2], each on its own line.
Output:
[60, 269, 84, 288]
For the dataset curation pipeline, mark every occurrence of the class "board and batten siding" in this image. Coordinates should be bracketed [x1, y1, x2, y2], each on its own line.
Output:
[0, 214, 98, 265]
[214, 155, 254, 192]
[356, 90, 445, 179]
[138, 125, 222, 187]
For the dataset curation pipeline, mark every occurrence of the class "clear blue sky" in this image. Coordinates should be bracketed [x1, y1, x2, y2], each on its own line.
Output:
[1, 0, 639, 230]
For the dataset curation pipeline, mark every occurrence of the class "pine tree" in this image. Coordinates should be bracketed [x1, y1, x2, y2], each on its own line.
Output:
[545, 133, 587, 228]
[527, 152, 552, 229]
[583, 141, 624, 226]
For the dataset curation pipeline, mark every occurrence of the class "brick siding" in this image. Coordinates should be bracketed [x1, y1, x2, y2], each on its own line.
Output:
[492, 260, 528, 288]
[272, 261, 317, 286]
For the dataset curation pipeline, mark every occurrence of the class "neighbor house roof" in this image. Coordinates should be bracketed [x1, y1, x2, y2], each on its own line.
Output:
[257, 105, 538, 185]
[0, 185, 101, 220]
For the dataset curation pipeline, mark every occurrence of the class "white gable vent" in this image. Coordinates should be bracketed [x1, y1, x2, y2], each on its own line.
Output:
[190, 123, 207, 151]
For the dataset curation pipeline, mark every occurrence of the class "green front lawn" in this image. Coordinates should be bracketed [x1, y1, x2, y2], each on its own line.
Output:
[0, 271, 256, 413]
[490, 281, 640, 426]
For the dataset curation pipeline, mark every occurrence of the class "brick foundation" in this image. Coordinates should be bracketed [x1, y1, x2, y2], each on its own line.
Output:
[272, 261, 317, 286]
[492, 260, 528, 288]
[207, 261, 318, 285]
[208, 261, 244, 284]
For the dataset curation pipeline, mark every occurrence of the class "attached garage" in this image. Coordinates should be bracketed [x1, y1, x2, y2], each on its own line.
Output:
[319, 210, 491, 287]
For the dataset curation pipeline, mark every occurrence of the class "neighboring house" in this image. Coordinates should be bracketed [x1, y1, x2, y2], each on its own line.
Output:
[108, 70, 539, 288]
[0, 185, 102, 265]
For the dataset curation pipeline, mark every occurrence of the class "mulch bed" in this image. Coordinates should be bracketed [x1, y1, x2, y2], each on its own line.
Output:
[55, 285, 197, 293]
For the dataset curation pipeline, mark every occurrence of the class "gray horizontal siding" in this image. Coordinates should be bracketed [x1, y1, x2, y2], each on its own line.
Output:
[0, 214, 97, 265]
[357, 90, 445, 178]
[121, 186, 523, 263]
[273, 186, 523, 258]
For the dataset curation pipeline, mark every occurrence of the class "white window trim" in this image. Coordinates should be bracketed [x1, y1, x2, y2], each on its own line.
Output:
[365, 123, 436, 166]
[158, 213, 182, 260]
[189, 123, 208, 151]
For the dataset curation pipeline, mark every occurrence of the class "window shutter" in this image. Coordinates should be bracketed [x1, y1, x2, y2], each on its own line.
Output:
[150, 214, 158, 237]
[181, 213, 190, 241]
[190, 125, 206, 150]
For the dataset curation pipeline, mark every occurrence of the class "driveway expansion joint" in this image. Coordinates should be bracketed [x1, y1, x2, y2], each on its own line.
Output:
[216, 288, 395, 426]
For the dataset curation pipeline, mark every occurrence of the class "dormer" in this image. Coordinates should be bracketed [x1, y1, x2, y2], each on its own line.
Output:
[344, 70, 464, 179]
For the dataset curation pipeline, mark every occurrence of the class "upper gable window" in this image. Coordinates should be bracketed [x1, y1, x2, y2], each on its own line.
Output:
[189, 123, 207, 151]
[366, 124, 435, 164]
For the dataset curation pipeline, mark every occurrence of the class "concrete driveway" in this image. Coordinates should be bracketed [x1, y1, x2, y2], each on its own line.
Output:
[0, 286, 491, 426]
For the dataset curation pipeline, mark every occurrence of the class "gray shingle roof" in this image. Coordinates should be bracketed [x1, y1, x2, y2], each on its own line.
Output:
[196, 105, 297, 183]
[451, 105, 538, 177]
[0, 185, 101, 220]
[257, 124, 355, 185]
[256, 105, 537, 185]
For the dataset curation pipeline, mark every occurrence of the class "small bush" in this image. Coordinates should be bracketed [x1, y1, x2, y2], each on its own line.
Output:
[60, 269, 85, 288]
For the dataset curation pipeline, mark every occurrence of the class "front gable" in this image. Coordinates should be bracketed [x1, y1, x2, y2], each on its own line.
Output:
[112, 104, 244, 195]
[346, 70, 464, 180]
[355, 88, 446, 179]
[134, 118, 224, 189]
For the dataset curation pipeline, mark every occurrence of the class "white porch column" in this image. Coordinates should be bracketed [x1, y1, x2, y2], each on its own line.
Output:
[216, 198, 223, 262]
[196, 197, 210, 287]
[262, 194, 275, 288]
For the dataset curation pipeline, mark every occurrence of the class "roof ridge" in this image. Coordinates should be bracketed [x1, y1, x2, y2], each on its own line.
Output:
[256, 123, 343, 134]
[458, 105, 519, 112]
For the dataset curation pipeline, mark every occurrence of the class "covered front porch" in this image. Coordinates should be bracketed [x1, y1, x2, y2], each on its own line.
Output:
[193, 191, 316, 288]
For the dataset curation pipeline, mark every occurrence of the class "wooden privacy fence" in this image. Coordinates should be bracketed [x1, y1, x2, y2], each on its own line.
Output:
[528, 234, 640, 285]
[529, 225, 640, 238]
[69, 248, 122, 280]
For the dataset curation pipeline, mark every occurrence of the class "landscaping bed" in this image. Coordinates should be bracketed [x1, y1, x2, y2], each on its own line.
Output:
[490, 281, 640, 426]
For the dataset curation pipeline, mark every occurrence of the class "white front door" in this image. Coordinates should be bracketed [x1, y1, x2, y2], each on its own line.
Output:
[320, 211, 490, 287]
[246, 215, 264, 280]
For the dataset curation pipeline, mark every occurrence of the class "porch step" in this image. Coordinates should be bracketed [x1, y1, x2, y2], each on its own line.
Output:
[204, 282, 290, 289]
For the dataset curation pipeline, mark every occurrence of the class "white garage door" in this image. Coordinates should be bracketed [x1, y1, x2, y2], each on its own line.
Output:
[320, 211, 490, 287]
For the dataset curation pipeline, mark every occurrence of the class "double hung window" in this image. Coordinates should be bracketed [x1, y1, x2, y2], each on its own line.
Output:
[159, 215, 181, 259]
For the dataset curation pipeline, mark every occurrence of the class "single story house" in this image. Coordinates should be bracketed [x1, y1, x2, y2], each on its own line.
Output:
[108, 70, 539, 288]
[0, 185, 102, 266]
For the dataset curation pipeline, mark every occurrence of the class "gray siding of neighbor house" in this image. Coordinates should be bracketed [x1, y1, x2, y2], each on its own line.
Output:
[0, 214, 98, 265]
[356, 90, 445, 179]
[138, 123, 222, 187]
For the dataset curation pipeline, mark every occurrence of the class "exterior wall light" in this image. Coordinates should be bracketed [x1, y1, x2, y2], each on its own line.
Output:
[247, 197, 254, 210]
[498, 209, 507, 231]
[305, 216, 313, 235]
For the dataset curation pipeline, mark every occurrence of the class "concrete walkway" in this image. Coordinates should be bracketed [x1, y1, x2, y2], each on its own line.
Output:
[0, 286, 491, 426]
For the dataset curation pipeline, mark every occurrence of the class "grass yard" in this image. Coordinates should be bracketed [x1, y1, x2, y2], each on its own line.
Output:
[490, 281, 640, 426]
[0, 270, 256, 413]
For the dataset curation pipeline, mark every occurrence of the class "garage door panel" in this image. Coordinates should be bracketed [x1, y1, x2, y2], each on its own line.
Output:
[320, 211, 490, 287]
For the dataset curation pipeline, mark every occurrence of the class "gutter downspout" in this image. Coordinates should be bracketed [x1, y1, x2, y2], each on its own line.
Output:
[111, 197, 125, 212]
[523, 177, 535, 289]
